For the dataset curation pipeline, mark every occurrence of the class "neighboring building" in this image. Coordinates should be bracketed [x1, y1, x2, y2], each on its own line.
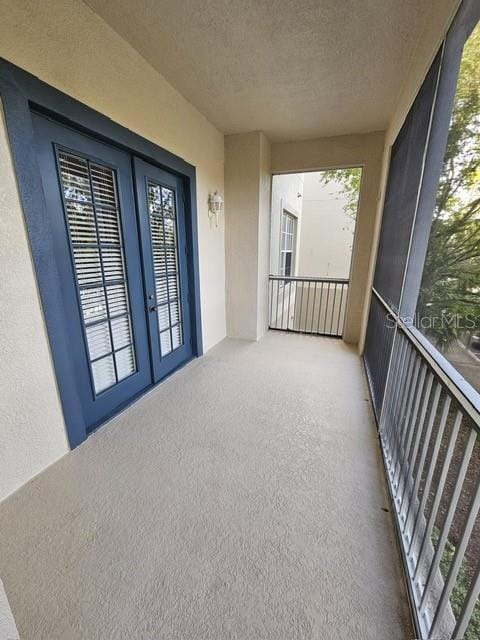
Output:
[269, 173, 303, 276]
[269, 171, 356, 335]
[270, 171, 356, 280]
[297, 172, 356, 279]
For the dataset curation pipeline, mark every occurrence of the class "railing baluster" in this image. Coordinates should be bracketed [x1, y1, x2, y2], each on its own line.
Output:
[403, 381, 441, 541]
[342, 283, 348, 334]
[287, 278, 293, 330]
[429, 464, 480, 638]
[324, 282, 330, 333]
[392, 358, 422, 491]
[269, 278, 273, 327]
[305, 280, 310, 333]
[396, 364, 428, 503]
[388, 341, 415, 462]
[311, 282, 317, 334]
[329, 283, 337, 334]
[386, 344, 414, 472]
[267, 276, 349, 337]
[391, 352, 421, 485]
[274, 278, 279, 329]
[317, 281, 324, 333]
[399, 372, 434, 522]
[383, 335, 408, 459]
[299, 280, 305, 330]
[453, 559, 480, 639]
[292, 280, 297, 329]
[408, 395, 451, 559]
[413, 410, 462, 585]
[337, 283, 344, 336]
[419, 427, 476, 616]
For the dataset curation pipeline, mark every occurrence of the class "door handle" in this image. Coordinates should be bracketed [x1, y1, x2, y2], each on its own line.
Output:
[147, 293, 157, 313]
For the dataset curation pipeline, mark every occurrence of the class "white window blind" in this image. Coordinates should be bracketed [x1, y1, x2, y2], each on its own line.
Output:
[58, 151, 136, 394]
[147, 181, 183, 356]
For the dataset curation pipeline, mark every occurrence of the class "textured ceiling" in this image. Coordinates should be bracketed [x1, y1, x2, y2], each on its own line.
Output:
[84, 0, 444, 141]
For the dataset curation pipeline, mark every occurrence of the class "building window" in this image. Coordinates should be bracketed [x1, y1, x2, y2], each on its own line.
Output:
[280, 211, 296, 277]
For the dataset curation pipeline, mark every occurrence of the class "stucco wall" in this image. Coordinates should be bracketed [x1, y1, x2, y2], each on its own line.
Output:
[298, 174, 356, 279]
[0, 103, 70, 501]
[270, 174, 304, 276]
[271, 132, 385, 346]
[0, 0, 226, 500]
[256, 133, 272, 339]
[225, 131, 271, 341]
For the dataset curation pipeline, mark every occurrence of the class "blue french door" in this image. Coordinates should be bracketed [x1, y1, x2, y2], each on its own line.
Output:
[33, 114, 192, 432]
[134, 159, 192, 383]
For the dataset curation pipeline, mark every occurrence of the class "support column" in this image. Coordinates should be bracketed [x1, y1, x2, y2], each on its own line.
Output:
[224, 132, 271, 340]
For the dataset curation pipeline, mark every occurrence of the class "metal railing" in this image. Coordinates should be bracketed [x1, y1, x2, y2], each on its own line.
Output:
[268, 276, 348, 337]
[379, 317, 480, 639]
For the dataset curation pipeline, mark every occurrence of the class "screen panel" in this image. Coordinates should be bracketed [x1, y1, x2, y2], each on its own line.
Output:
[373, 51, 442, 312]
[363, 292, 396, 418]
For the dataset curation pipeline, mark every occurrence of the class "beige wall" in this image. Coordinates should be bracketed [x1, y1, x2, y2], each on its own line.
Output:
[0, 0, 226, 500]
[0, 103, 70, 500]
[298, 174, 356, 279]
[257, 133, 272, 338]
[271, 132, 385, 346]
[225, 131, 271, 340]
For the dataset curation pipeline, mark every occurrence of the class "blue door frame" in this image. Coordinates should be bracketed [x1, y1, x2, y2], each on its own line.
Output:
[0, 58, 203, 448]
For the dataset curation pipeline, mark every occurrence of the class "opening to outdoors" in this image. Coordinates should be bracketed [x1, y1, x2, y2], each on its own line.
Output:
[269, 168, 361, 337]
[416, 22, 480, 395]
[411, 25, 480, 640]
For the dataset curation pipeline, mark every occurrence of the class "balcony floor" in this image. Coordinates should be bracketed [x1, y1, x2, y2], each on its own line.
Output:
[0, 332, 412, 639]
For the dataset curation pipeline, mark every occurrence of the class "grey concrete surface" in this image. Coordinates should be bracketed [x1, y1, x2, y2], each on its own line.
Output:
[0, 333, 412, 639]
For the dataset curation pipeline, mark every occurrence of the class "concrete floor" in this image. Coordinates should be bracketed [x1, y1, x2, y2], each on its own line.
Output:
[0, 332, 412, 640]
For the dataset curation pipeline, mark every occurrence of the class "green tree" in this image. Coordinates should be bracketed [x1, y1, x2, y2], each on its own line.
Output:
[318, 167, 362, 220]
[417, 22, 480, 349]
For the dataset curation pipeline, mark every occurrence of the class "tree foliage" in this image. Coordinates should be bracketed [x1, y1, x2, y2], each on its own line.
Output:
[318, 167, 362, 220]
[417, 23, 480, 348]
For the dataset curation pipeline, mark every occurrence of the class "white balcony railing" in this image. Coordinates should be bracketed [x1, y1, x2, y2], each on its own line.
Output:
[268, 275, 349, 338]
[377, 291, 480, 640]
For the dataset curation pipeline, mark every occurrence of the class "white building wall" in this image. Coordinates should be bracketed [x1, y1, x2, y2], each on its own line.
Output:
[269, 174, 304, 276]
[298, 173, 356, 279]
[0, 0, 226, 500]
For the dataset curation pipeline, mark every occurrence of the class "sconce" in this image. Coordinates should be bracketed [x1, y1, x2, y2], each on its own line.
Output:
[208, 191, 223, 227]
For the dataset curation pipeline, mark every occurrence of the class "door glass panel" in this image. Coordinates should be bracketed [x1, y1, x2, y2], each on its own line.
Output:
[57, 150, 137, 394]
[147, 180, 184, 356]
